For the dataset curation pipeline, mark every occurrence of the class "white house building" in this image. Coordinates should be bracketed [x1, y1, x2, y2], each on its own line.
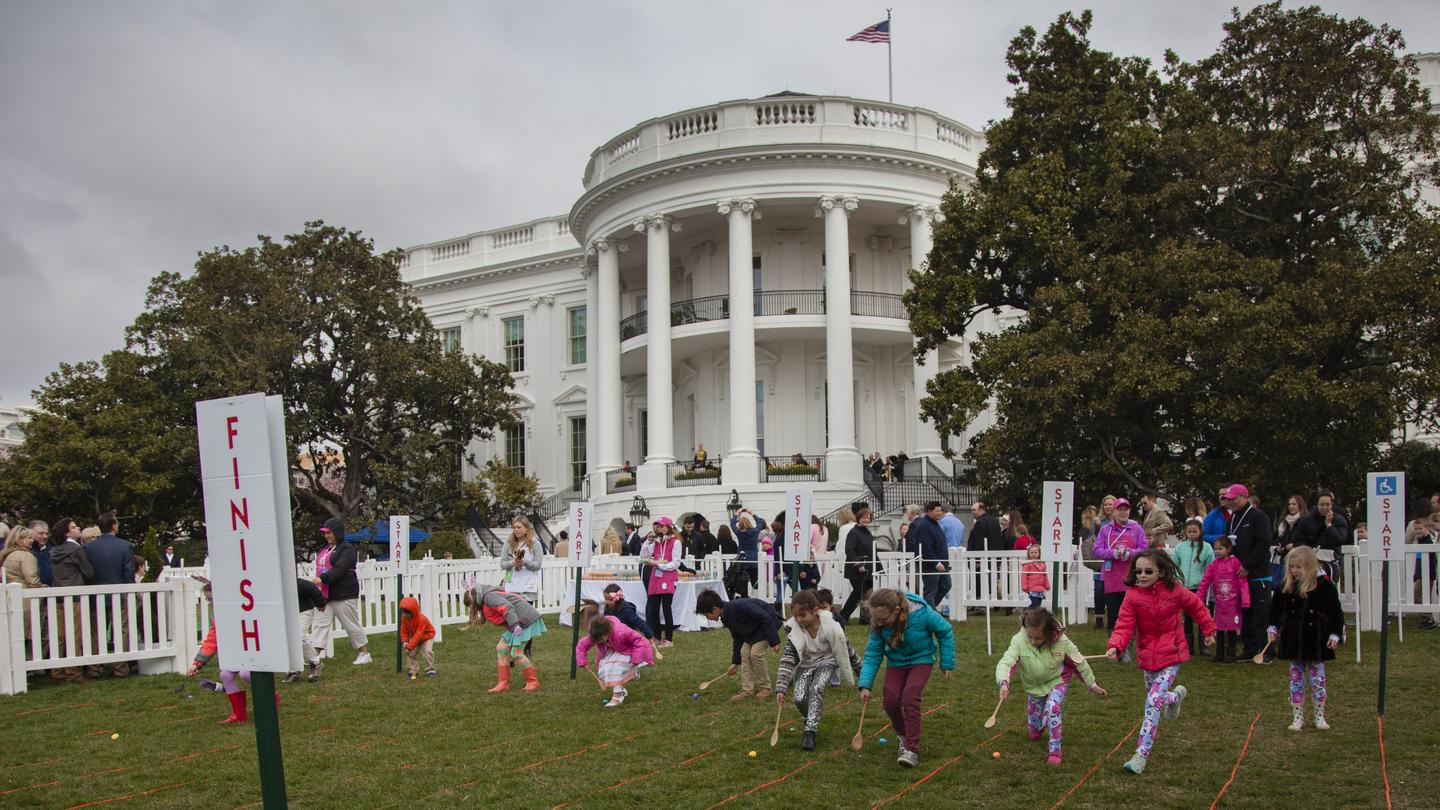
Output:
[400, 93, 1013, 529]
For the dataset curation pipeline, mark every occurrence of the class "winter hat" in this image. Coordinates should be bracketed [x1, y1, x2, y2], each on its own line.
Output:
[320, 518, 346, 539]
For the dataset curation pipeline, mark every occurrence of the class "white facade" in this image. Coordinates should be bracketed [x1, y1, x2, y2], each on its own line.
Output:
[402, 94, 1015, 525]
[0, 403, 37, 453]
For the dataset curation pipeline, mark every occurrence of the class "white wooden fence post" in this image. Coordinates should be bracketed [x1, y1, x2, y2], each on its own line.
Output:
[2, 584, 26, 695]
[421, 560, 442, 644]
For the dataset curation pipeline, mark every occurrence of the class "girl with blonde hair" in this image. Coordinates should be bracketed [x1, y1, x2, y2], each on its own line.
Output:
[1267, 546, 1344, 731]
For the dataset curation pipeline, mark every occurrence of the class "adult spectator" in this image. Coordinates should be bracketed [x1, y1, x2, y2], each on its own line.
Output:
[1183, 496, 1210, 522]
[715, 522, 738, 555]
[553, 530, 570, 559]
[1, 526, 44, 587]
[1202, 486, 1231, 545]
[1288, 492, 1348, 580]
[623, 522, 644, 556]
[730, 509, 763, 595]
[28, 520, 53, 586]
[900, 505, 923, 554]
[1274, 495, 1309, 582]
[692, 517, 719, 560]
[502, 516, 545, 605]
[998, 513, 1014, 550]
[1139, 495, 1172, 547]
[1080, 501, 1108, 628]
[310, 518, 372, 665]
[161, 545, 181, 569]
[83, 512, 135, 678]
[290, 576, 327, 683]
[1008, 514, 1034, 552]
[48, 517, 91, 683]
[968, 501, 1004, 611]
[835, 507, 856, 558]
[910, 501, 950, 609]
[1222, 484, 1273, 660]
[1093, 498, 1147, 642]
[839, 506, 877, 624]
[939, 506, 966, 552]
[1420, 510, 1439, 631]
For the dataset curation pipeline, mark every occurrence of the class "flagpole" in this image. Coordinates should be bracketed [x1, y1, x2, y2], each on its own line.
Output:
[886, 8, 893, 102]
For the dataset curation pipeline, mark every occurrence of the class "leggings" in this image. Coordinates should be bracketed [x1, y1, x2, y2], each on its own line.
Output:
[495, 640, 531, 671]
[646, 593, 676, 641]
[1027, 681, 1070, 754]
[219, 669, 252, 694]
[1136, 665, 1181, 758]
[881, 664, 933, 752]
[1289, 661, 1327, 706]
[791, 663, 838, 732]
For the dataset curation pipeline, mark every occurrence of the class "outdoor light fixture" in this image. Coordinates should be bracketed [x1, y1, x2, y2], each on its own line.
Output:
[726, 489, 742, 520]
[629, 495, 650, 526]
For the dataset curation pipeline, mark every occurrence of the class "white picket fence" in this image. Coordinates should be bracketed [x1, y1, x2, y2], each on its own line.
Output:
[4, 541, 1433, 695]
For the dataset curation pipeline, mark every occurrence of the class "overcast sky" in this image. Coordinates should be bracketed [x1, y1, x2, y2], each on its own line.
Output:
[1, 0, 1433, 404]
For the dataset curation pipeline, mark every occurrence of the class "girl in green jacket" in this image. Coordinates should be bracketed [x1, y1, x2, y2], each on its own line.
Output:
[996, 608, 1108, 765]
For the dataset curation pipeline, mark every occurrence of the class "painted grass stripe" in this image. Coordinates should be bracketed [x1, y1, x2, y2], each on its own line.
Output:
[1048, 719, 1141, 809]
[1208, 711, 1260, 809]
[1378, 715, 1393, 810]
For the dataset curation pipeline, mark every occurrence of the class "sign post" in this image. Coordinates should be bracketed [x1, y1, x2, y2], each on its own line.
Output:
[784, 489, 812, 617]
[1367, 471, 1404, 716]
[196, 393, 302, 810]
[567, 503, 593, 680]
[1041, 481, 1075, 615]
[389, 515, 410, 674]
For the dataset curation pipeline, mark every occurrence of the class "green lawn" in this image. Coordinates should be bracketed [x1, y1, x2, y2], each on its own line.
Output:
[1, 615, 1432, 809]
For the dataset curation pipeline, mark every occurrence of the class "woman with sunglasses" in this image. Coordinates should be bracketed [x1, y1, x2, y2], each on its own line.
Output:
[1105, 549, 1216, 775]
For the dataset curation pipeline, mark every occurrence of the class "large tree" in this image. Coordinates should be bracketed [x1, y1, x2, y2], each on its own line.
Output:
[2, 222, 519, 548]
[907, 5, 1440, 511]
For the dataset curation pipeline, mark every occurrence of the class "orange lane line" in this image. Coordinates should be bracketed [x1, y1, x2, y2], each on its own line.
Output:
[872, 728, 1009, 808]
[1208, 711, 1261, 810]
[93, 768, 129, 776]
[86, 729, 116, 736]
[0, 781, 59, 796]
[1048, 720, 1141, 810]
[520, 731, 646, 770]
[14, 706, 57, 718]
[1378, 716, 1393, 810]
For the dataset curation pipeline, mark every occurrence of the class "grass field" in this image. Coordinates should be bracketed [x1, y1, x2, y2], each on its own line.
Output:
[1, 612, 1433, 809]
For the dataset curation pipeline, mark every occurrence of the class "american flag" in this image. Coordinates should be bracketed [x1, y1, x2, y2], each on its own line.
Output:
[847, 19, 890, 43]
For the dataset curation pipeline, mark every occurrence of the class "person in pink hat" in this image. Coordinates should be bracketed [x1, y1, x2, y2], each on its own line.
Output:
[1220, 483, 1274, 660]
[642, 516, 683, 647]
[1093, 498, 1149, 660]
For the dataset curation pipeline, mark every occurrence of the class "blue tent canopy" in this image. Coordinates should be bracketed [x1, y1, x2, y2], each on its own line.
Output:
[343, 520, 430, 544]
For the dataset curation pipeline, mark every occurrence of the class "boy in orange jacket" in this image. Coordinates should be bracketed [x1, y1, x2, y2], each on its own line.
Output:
[399, 596, 437, 679]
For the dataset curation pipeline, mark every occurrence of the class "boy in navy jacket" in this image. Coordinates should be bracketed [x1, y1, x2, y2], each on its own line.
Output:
[697, 590, 781, 700]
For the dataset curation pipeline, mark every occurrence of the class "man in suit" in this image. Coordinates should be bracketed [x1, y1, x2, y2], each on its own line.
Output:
[968, 501, 1003, 612]
[1140, 494, 1173, 546]
[83, 512, 136, 678]
[160, 545, 181, 569]
[49, 519, 93, 683]
[911, 501, 951, 609]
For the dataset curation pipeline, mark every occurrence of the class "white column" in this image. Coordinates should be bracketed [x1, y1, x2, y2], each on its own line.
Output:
[904, 204, 946, 463]
[636, 213, 679, 490]
[719, 198, 762, 485]
[591, 239, 624, 493]
[819, 195, 863, 484]
[582, 260, 599, 497]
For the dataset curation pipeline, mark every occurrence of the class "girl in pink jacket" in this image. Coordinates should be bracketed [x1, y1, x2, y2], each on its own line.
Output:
[576, 614, 655, 707]
[1196, 536, 1249, 663]
[1106, 549, 1216, 776]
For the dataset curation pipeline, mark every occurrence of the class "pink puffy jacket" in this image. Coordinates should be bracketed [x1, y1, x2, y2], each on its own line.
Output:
[1107, 582, 1217, 671]
[575, 616, 656, 668]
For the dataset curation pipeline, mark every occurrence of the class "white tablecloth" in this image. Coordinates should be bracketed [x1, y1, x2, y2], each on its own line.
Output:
[557, 578, 727, 632]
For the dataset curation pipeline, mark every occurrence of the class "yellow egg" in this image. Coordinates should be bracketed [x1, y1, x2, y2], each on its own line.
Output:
[111, 733, 120, 741]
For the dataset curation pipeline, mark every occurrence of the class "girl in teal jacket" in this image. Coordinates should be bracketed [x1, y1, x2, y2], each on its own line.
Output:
[857, 589, 955, 768]
[1168, 519, 1215, 656]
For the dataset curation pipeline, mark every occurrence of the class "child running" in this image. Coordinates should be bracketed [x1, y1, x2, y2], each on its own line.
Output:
[857, 588, 956, 768]
[1021, 545, 1049, 609]
[465, 583, 547, 693]
[695, 589, 782, 701]
[775, 590, 861, 750]
[1106, 549, 1216, 774]
[1197, 535, 1247, 663]
[996, 608, 1108, 765]
[576, 614, 655, 707]
[1169, 518, 1215, 657]
[1268, 546, 1344, 731]
[399, 596, 437, 680]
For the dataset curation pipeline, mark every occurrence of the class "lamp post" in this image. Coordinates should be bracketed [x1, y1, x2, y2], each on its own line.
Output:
[629, 496, 650, 527]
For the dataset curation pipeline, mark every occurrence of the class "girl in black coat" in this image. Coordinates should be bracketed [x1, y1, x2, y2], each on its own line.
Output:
[1266, 546, 1344, 732]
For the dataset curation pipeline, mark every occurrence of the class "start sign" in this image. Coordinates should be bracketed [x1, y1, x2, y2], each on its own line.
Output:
[785, 489, 812, 561]
[1367, 472, 1405, 562]
[388, 515, 410, 576]
[195, 393, 302, 673]
[568, 502, 593, 567]
[1040, 481, 1075, 564]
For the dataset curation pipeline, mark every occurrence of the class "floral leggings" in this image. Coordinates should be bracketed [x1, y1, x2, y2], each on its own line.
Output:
[1026, 681, 1069, 754]
[1136, 665, 1181, 759]
[1289, 661, 1326, 706]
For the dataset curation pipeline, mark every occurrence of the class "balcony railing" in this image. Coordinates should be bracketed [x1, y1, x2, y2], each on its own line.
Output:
[620, 289, 902, 340]
[668, 462, 721, 488]
[761, 454, 825, 483]
[606, 469, 637, 493]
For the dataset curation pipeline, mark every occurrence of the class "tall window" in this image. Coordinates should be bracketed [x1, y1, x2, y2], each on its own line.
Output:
[752, 254, 763, 315]
[755, 380, 765, 456]
[439, 326, 461, 354]
[505, 430, 526, 475]
[639, 409, 648, 461]
[503, 316, 525, 372]
[567, 306, 587, 365]
[569, 416, 587, 492]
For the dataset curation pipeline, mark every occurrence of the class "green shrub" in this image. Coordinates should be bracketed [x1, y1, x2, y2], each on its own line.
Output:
[413, 528, 474, 560]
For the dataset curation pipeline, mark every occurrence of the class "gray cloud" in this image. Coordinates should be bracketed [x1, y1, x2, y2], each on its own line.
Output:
[1, 0, 1433, 402]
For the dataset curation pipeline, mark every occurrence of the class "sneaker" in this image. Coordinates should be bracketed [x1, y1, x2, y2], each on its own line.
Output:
[801, 730, 816, 751]
[1122, 753, 1147, 774]
[1047, 752, 1063, 766]
[425, 670, 437, 678]
[1121, 650, 1132, 664]
[1419, 619, 1438, 631]
[198, 678, 223, 693]
[353, 652, 373, 665]
[307, 662, 325, 682]
[897, 748, 919, 768]
[730, 691, 755, 702]
[281, 672, 301, 684]
[755, 688, 772, 700]
[1163, 685, 1187, 722]
[408, 672, 417, 681]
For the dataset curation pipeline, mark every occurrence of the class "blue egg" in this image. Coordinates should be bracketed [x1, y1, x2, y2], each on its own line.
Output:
[878, 737, 888, 745]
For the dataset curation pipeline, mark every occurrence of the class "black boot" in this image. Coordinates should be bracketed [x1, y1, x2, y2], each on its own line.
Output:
[801, 731, 816, 751]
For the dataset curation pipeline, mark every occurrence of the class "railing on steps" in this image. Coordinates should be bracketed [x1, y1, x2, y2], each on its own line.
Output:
[538, 488, 580, 522]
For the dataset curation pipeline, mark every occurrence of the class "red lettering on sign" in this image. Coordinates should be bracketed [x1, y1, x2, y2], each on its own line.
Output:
[230, 498, 249, 531]
[240, 619, 260, 651]
[239, 537, 247, 570]
[227, 416, 239, 449]
[232, 457, 240, 490]
[239, 578, 254, 610]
